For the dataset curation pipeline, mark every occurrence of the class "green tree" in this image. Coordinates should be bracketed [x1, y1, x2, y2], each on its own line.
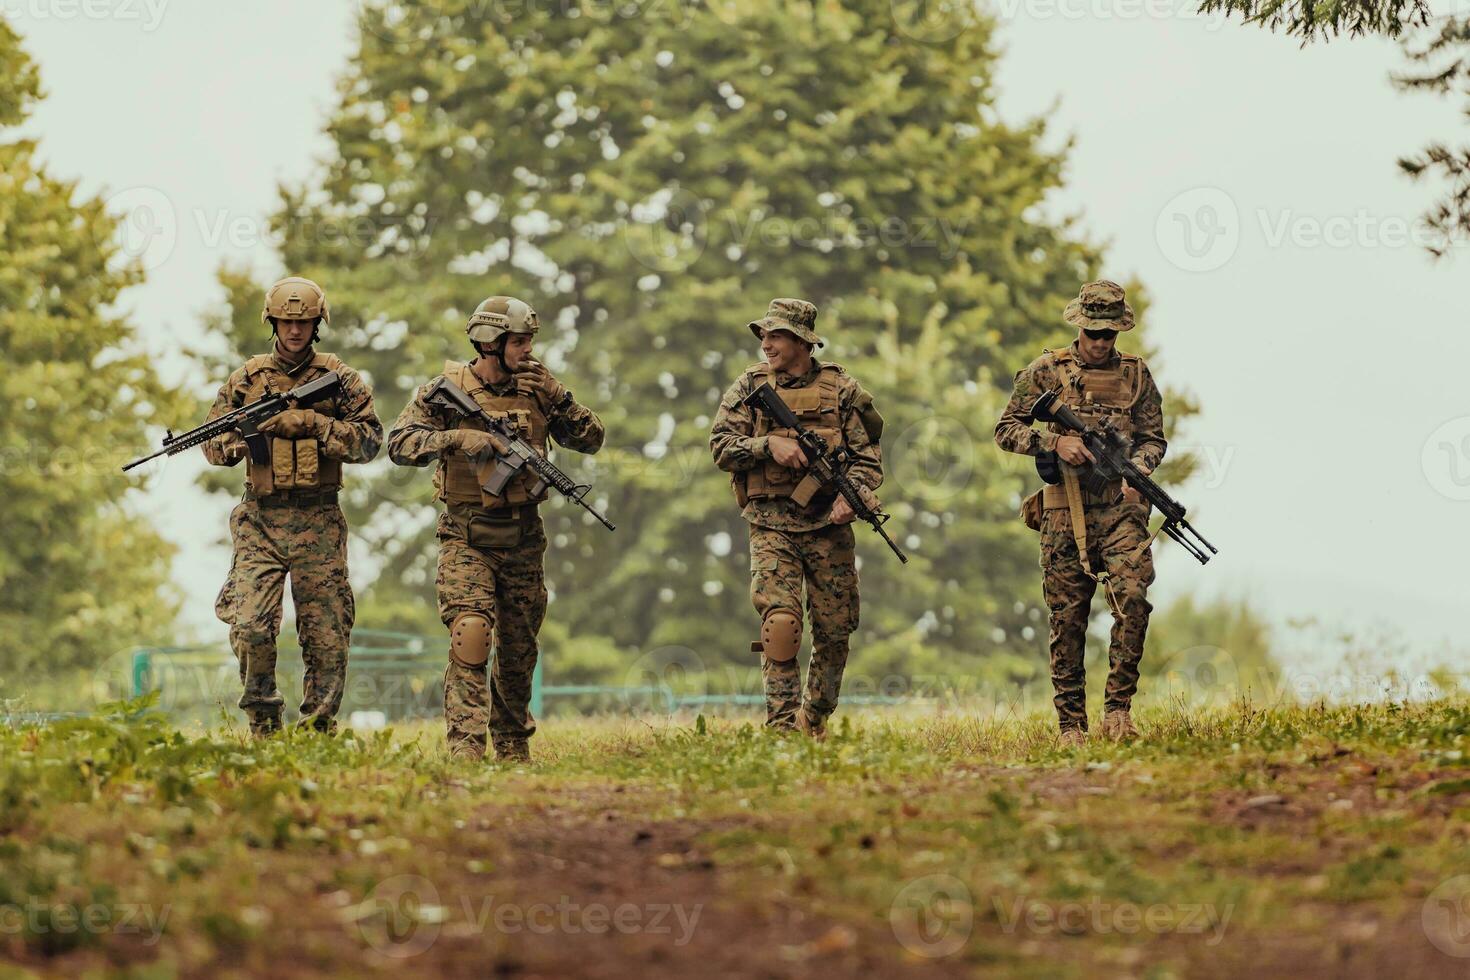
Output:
[1200, 0, 1468, 255]
[198, 0, 1201, 689]
[0, 18, 186, 680]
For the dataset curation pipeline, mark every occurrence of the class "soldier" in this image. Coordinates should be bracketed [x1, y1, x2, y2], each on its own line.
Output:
[710, 298, 884, 737]
[387, 296, 605, 763]
[994, 280, 1167, 746]
[204, 277, 382, 737]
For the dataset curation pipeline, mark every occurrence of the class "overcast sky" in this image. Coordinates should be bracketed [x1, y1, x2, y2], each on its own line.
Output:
[14, 1, 1466, 673]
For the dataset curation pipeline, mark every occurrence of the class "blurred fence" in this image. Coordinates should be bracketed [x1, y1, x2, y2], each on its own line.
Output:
[120, 629, 904, 726]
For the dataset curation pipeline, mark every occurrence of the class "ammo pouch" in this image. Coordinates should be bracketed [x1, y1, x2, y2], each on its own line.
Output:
[449, 503, 536, 552]
[467, 516, 523, 551]
[1020, 489, 1043, 532]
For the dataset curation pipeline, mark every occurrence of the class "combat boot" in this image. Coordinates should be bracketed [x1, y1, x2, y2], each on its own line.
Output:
[447, 735, 486, 762]
[493, 740, 532, 765]
[1058, 727, 1087, 749]
[248, 713, 282, 739]
[796, 705, 827, 741]
[1102, 709, 1139, 742]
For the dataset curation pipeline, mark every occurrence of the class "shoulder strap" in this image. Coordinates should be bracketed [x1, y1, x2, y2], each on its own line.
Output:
[443, 360, 476, 390]
[243, 354, 274, 376]
[311, 352, 345, 373]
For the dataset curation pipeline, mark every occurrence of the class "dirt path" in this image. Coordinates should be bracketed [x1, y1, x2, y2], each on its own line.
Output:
[359, 790, 970, 978]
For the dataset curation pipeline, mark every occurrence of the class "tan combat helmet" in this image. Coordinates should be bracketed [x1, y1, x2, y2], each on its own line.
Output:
[466, 295, 539, 346]
[261, 276, 330, 327]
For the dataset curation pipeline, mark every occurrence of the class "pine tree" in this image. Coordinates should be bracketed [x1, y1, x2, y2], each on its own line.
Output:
[197, 0, 1197, 689]
[0, 18, 186, 679]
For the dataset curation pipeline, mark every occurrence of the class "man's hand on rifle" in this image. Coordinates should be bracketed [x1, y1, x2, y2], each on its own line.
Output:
[259, 409, 325, 440]
[444, 429, 508, 459]
[830, 485, 879, 525]
[1123, 463, 1151, 509]
[767, 434, 809, 469]
[1055, 434, 1095, 466]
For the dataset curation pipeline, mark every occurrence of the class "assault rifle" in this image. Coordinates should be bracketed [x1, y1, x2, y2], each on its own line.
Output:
[424, 377, 616, 532]
[1031, 388, 1217, 565]
[122, 372, 342, 473]
[742, 382, 908, 564]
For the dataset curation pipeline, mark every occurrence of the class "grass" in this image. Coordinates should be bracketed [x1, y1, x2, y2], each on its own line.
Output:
[0, 696, 1467, 977]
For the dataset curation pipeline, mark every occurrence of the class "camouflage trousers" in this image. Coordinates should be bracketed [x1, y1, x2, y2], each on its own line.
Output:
[215, 499, 354, 734]
[435, 510, 548, 758]
[1039, 499, 1155, 732]
[748, 522, 859, 731]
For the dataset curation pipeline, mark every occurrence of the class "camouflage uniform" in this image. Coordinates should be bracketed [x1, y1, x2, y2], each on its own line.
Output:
[994, 281, 1166, 735]
[204, 343, 382, 735]
[387, 356, 604, 760]
[710, 299, 884, 734]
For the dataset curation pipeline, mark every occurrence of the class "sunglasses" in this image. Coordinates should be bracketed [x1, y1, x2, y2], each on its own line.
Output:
[1083, 328, 1118, 341]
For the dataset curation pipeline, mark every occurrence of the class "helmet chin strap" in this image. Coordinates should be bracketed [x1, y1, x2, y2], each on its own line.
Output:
[268, 318, 322, 344]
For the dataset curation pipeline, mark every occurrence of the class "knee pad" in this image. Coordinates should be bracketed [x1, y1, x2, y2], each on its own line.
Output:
[449, 612, 492, 668]
[759, 610, 802, 663]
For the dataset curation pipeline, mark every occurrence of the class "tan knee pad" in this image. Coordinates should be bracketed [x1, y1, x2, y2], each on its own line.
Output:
[759, 609, 802, 663]
[449, 612, 492, 668]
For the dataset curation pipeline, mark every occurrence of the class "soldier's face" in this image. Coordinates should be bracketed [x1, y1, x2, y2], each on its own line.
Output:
[760, 329, 808, 373]
[276, 318, 315, 354]
[1078, 327, 1118, 365]
[501, 333, 534, 370]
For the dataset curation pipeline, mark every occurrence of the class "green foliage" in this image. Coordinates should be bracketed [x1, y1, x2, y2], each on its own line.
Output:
[1, 698, 1468, 970]
[0, 17, 187, 676]
[195, 0, 1206, 684]
[1197, 0, 1431, 39]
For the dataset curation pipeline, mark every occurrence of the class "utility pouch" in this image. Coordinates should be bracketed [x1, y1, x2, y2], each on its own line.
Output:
[466, 515, 524, 551]
[1021, 488, 1044, 532]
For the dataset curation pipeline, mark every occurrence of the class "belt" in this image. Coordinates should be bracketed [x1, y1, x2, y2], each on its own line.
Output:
[446, 501, 540, 527]
[247, 488, 340, 508]
[1041, 480, 1122, 511]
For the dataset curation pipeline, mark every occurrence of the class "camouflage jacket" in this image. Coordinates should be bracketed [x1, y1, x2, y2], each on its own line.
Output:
[201, 344, 382, 470]
[710, 359, 884, 533]
[387, 360, 605, 508]
[993, 341, 1166, 474]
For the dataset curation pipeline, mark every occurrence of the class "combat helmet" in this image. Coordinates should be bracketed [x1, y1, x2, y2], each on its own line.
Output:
[261, 277, 330, 328]
[266, 276, 335, 345]
[467, 296, 539, 347]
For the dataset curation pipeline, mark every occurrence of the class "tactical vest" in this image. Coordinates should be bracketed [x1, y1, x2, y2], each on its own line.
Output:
[1040, 345, 1144, 510]
[742, 363, 844, 502]
[241, 351, 344, 495]
[1046, 345, 1145, 433]
[436, 360, 550, 511]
